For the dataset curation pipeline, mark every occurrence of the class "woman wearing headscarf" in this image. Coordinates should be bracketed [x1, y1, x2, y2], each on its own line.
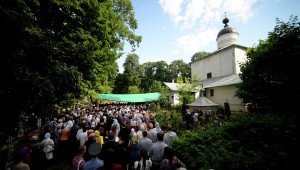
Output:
[111, 118, 120, 139]
[94, 130, 104, 145]
[39, 132, 54, 169]
[137, 125, 145, 141]
[155, 122, 161, 133]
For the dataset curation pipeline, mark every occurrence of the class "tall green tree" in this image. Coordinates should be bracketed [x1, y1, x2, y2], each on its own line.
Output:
[0, 0, 141, 138]
[113, 73, 128, 94]
[191, 51, 210, 62]
[236, 16, 300, 115]
[140, 61, 171, 92]
[169, 59, 191, 81]
[122, 53, 142, 93]
[140, 62, 155, 92]
[153, 61, 170, 82]
[128, 85, 140, 94]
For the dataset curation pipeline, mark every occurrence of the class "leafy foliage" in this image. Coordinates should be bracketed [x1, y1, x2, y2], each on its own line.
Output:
[0, 0, 141, 136]
[236, 16, 300, 115]
[118, 57, 191, 94]
[191, 51, 210, 62]
[169, 59, 191, 81]
[120, 53, 142, 93]
[128, 85, 140, 94]
[147, 80, 169, 106]
[176, 76, 199, 105]
[139, 61, 171, 92]
[172, 114, 299, 170]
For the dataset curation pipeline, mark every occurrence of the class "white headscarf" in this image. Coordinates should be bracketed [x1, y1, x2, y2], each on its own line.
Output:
[44, 132, 51, 139]
[112, 118, 120, 132]
[129, 128, 135, 138]
[139, 124, 145, 131]
[155, 122, 161, 133]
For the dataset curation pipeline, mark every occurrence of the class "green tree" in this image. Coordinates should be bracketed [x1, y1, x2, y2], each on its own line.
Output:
[176, 76, 199, 105]
[122, 53, 142, 93]
[149, 80, 169, 106]
[128, 85, 140, 94]
[140, 62, 156, 92]
[140, 61, 171, 92]
[149, 80, 163, 93]
[153, 61, 171, 82]
[113, 73, 128, 94]
[169, 60, 191, 81]
[191, 51, 210, 62]
[236, 16, 300, 115]
[0, 0, 141, 138]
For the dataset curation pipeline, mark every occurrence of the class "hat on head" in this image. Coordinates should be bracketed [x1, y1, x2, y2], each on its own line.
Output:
[88, 142, 102, 156]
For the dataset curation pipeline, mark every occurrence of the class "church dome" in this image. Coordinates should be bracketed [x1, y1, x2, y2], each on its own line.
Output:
[217, 26, 238, 38]
[216, 16, 239, 49]
[217, 17, 238, 38]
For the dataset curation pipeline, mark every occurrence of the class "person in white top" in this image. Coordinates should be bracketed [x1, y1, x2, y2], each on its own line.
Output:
[163, 124, 178, 149]
[77, 126, 88, 146]
[136, 125, 145, 141]
[39, 132, 55, 169]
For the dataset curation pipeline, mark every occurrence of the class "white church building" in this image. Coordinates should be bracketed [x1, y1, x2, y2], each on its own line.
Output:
[165, 17, 248, 112]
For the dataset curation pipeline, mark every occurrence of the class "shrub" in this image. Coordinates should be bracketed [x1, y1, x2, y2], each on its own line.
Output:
[172, 114, 299, 170]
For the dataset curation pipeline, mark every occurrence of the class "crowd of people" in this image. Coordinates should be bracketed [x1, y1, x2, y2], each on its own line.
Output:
[12, 104, 187, 170]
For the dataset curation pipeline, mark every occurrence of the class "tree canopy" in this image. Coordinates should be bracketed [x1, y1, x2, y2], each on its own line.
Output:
[236, 15, 300, 115]
[191, 51, 210, 62]
[0, 0, 141, 135]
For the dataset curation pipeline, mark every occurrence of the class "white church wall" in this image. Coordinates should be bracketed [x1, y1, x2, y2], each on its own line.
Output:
[218, 48, 235, 76]
[191, 46, 236, 80]
[206, 85, 246, 112]
[191, 59, 204, 80]
[234, 47, 247, 75]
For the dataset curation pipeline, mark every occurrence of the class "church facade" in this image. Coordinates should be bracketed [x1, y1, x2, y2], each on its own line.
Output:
[191, 17, 247, 112]
[164, 17, 248, 112]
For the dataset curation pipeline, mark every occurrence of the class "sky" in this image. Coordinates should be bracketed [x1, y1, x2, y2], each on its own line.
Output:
[117, 0, 300, 73]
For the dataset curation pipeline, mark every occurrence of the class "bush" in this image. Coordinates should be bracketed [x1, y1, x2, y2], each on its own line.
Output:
[172, 114, 299, 170]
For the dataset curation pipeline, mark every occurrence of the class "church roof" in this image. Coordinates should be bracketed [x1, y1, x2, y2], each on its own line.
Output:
[202, 74, 241, 88]
[163, 74, 241, 92]
[163, 82, 201, 92]
[217, 26, 238, 38]
[217, 17, 238, 38]
[186, 96, 219, 107]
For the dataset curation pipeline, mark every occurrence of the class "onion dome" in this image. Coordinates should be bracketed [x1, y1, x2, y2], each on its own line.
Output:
[216, 17, 239, 49]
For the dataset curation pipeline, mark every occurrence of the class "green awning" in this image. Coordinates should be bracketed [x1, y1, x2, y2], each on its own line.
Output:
[98, 92, 161, 102]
